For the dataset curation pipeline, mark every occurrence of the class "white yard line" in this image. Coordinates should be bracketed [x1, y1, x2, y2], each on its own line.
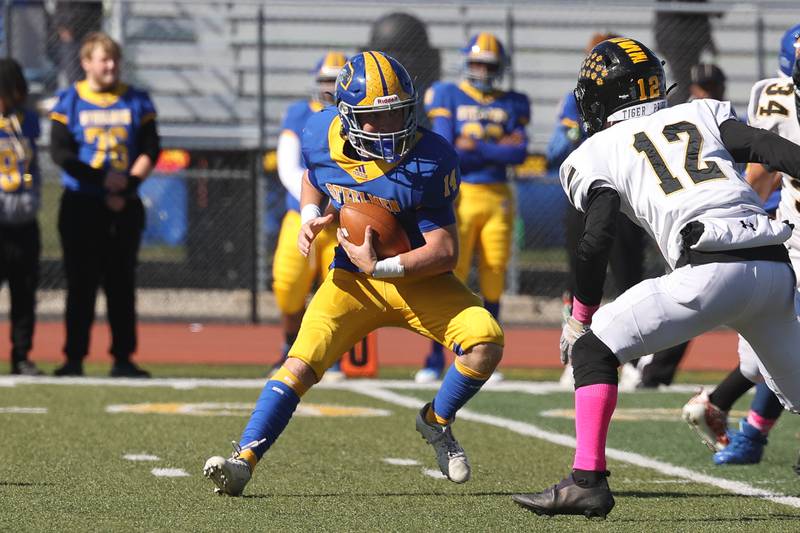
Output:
[351, 385, 800, 510]
[0, 407, 47, 414]
[0, 376, 713, 395]
[151, 468, 189, 477]
[124, 454, 160, 462]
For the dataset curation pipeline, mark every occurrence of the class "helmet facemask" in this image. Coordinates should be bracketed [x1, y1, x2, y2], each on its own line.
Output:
[464, 57, 504, 92]
[338, 95, 417, 163]
[312, 75, 338, 105]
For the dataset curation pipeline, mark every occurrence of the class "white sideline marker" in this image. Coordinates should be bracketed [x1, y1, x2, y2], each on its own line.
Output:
[352, 385, 800, 510]
[151, 468, 189, 477]
[124, 454, 160, 462]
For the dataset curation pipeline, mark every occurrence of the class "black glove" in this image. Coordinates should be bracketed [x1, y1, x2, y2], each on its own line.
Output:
[125, 175, 143, 198]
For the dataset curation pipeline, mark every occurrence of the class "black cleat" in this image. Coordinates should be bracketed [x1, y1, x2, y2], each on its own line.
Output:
[513, 472, 615, 519]
[54, 361, 84, 376]
[11, 360, 44, 376]
[110, 361, 151, 378]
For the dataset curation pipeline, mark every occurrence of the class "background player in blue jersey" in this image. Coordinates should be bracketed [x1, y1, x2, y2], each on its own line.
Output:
[271, 52, 346, 376]
[204, 51, 504, 496]
[418, 32, 529, 383]
[49, 32, 161, 378]
[0, 59, 44, 376]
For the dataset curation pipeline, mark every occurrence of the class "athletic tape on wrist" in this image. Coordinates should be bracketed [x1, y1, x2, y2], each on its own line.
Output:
[300, 204, 322, 225]
[373, 256, 404, 278]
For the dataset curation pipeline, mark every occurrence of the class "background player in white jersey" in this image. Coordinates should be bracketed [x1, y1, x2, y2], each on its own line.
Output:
[512, 37, 800, 519]
[682, 23, 800, 466]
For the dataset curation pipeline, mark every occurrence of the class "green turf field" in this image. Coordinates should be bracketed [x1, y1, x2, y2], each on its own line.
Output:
[2, 371, 799, 532]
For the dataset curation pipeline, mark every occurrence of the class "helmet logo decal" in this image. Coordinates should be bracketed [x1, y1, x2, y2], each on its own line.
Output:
[374, 95, 399, 105]
[608, 37, 648, 64]
[338, 63, 354, 91]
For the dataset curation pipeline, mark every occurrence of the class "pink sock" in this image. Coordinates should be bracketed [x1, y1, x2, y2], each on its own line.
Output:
[747, 410, 776, 435]
[572, 383, 618, 471]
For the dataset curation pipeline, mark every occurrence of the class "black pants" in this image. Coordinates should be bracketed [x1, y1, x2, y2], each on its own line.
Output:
[564, 205, 646, 297]
[58, 191, 144, 362]
[0, 221, 40, 363]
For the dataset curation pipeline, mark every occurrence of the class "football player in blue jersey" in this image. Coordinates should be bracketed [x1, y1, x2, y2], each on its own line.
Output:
[416, 32, 529, 383]
[49, 32, 160, 378]
[204, 51, 504, 496]
[0, 59, 44, 376]
[270, 52, 346, 377]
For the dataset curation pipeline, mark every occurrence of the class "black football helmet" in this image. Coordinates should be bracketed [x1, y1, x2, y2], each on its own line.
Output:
[575, 37, 666, 136]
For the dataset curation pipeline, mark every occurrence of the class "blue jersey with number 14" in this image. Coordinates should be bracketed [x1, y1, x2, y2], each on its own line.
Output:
[50, 80, 157, 195]
[302, 107, 460, 273]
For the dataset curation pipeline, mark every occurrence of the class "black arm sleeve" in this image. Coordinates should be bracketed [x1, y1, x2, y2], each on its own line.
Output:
[49, 120, 105, 186]
[719, 118, 800, 177]
[135, 119, 161, 164]
[574, 185, 620, 307]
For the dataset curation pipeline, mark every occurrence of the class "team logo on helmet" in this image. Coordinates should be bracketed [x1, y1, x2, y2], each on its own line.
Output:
[574, 37, 666, 136]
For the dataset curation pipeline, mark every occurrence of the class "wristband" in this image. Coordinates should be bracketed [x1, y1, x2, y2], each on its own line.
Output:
[571, 297, 599, 324]
[372, 256, 405, 278]
[300, 204, 322, 224]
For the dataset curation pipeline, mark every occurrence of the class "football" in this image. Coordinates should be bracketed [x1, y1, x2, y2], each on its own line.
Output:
[339, 202, 411, 259]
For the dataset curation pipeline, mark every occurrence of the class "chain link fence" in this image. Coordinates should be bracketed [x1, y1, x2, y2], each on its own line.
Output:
[1, 0, 797, 323]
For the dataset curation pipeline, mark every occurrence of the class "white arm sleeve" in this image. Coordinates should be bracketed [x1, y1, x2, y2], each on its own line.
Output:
[277, 131, 305, 202]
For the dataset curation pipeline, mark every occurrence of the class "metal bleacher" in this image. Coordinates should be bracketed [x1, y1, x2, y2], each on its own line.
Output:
[120, 0, 800, 152]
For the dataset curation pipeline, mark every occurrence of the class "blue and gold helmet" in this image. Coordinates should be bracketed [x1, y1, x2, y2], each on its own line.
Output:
[312, 51, 347, 104]
[778, 23, 800, 77]
[335, 51, 417, 162]
[462, 32, 508, 92]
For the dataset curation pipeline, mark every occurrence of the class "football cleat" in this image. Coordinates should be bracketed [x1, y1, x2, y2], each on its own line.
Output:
[713, 420, 767, 465]
[681, 388, 729, 452]
[415, 403, 471, 483]
[11, 360, 44, 376]
[203, 446, 252, 496]
[559, 364, 575, 390]
[110, 361, 151, 378]
[513, 472, 615, 519]
[414, 367, 440, 384]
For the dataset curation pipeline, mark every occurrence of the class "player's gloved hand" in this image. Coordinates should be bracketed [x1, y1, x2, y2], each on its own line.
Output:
[297, 213, 334, 257]
[105, 194, 126, 213]
[560, 316, 590, 365]
[337, 225, 377, 275]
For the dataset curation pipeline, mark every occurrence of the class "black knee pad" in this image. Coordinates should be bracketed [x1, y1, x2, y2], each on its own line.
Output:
[571, 331, 619, 388]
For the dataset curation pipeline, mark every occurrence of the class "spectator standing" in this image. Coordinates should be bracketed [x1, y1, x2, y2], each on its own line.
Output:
[52, 1, 103, 87]
[49, 32, 160, 377]
[0, 59, 43, 376]
[654, 0, 717, 105]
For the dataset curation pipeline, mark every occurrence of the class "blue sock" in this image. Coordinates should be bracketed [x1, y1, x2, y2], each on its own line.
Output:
[484, 299, 500, 320]
[239, 379, 300, 460]
[430, 359, 490, 423]
[752, 382, 784, 420]
[424, 342, 445, 371]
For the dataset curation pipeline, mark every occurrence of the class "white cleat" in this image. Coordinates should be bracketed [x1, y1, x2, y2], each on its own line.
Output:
[415, 403, 471, 483]
[486, 371, 504, 385]
[618, 363, 642, 392]
[681, 388, 730, 452]
[559, 364, 575, 390]
[414, 367, 441, 384]
[203, 455, 252, 496]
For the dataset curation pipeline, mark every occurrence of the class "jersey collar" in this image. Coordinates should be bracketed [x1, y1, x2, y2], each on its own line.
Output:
[76, 80, 129, 107]
[458, 80, 505, 104]
[326, 115, 420, 183]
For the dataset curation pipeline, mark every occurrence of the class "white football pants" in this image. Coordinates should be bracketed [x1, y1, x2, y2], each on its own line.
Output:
[591, 260, 800, 412]
[738, 250, 800, 387]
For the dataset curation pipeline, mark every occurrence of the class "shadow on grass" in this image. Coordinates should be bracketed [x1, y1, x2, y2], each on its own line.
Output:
[0, 481, 55, 487]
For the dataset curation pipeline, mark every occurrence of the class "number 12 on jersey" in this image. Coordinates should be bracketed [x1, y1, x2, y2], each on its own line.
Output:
[633, 121, 726, 194]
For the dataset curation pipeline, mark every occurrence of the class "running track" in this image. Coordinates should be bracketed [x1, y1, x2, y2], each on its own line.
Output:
[1, 321, 739, 370]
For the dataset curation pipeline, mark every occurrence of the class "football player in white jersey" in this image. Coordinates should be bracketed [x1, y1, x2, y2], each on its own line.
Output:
[512, 37, 800, 519]
[682, 23, 800, 466]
